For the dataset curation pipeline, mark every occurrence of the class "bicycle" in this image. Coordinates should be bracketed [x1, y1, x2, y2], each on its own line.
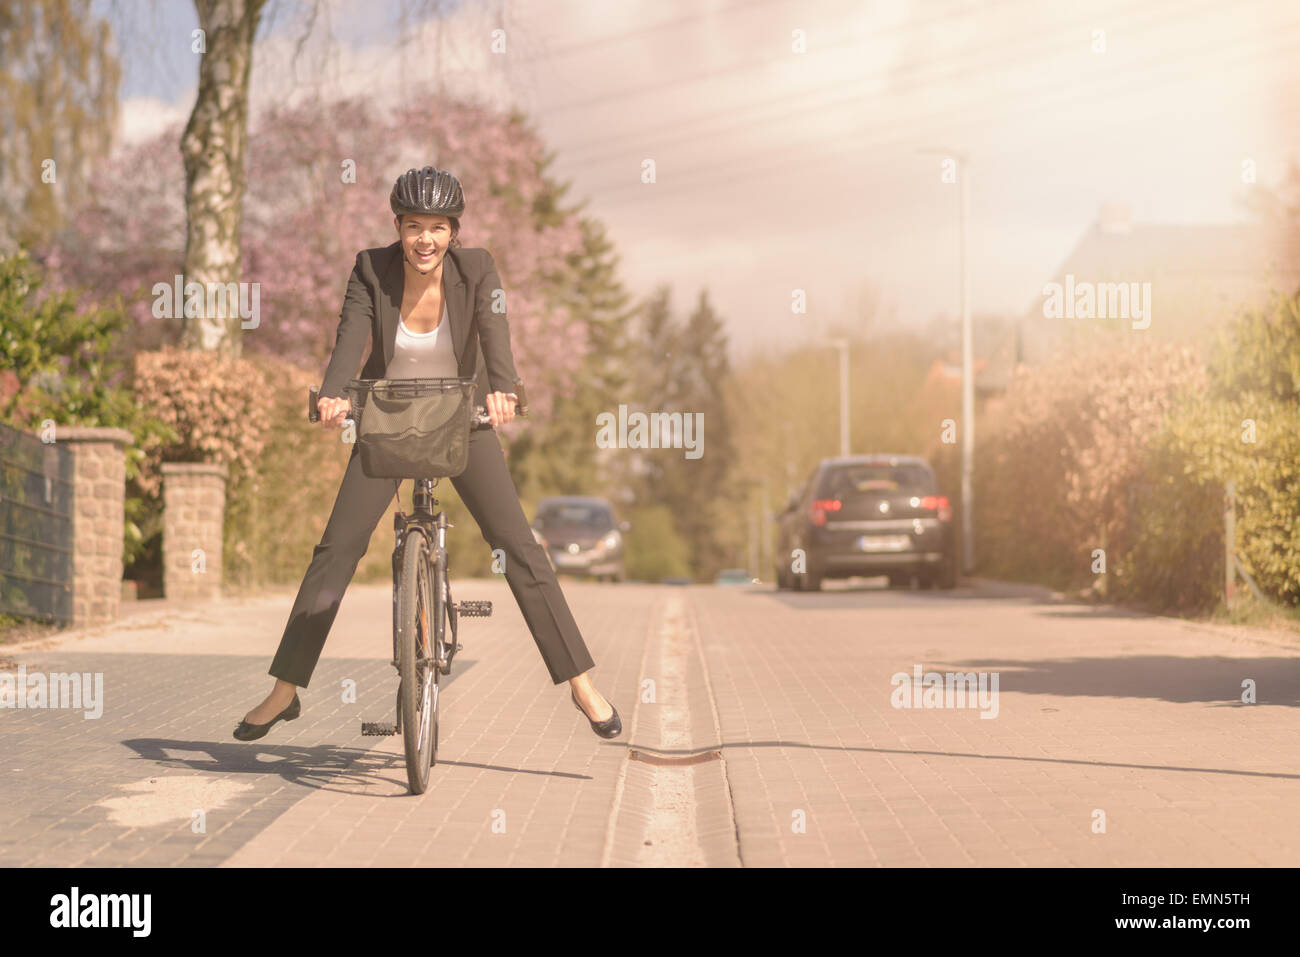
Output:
[308, 376, 528, 794]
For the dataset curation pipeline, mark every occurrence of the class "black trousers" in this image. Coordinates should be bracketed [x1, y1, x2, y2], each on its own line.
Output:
[268, 427, 596, 688]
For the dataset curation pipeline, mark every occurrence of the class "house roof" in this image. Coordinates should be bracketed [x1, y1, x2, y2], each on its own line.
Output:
[1017, 216, 1299, 367]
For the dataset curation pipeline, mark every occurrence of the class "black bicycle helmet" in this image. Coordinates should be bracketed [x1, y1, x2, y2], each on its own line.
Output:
[390, 166, 465, 218]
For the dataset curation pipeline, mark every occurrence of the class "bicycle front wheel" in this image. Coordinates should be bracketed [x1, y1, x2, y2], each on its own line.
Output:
[398, 529, 438, 794]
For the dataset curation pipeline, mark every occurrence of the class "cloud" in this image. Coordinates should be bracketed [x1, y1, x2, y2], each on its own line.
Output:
[119, 95, 190, 146]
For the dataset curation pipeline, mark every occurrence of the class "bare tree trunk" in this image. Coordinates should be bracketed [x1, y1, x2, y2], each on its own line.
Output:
[180, 0, 266, 356]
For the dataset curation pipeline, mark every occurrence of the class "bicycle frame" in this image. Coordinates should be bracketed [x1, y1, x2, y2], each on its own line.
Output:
[308, 377, 509, 787]
[391, 478, 458, 676]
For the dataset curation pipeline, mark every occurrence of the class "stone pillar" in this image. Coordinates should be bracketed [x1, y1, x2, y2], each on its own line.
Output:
[161, 462, 228, 602]
[59, 427, 132, 628]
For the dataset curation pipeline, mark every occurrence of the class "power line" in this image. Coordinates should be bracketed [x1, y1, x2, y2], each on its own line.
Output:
[578, 17, 1300, 213]
[505, 0, 793, 66]
[551, 0, 1031, 163]
[551, 0, 1249, 178]
[536, 0, 1023, 120]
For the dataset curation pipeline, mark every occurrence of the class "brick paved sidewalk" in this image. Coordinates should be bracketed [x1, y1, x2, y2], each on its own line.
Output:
[0, 578, 651, 867]
[694, 578, 1300, 866]
[3, 574, 1296, 866]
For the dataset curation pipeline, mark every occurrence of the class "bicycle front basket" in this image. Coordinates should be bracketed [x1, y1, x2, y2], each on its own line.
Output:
[356, 378, 477, 479]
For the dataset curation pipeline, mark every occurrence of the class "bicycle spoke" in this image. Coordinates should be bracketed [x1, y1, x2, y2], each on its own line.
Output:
[399, 530, 436, 794]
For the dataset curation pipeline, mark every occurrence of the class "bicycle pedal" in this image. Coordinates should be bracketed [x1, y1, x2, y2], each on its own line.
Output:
[361, 722, 398, 736]
[456, 600, 492, 617]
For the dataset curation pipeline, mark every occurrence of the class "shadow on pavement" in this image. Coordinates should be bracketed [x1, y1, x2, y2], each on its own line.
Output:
[120, 738, 593, 796]
[932, 654, 1300, 706]
[1034, 607, 1163, 620]
[753, 582, 1252, 625]
[692, 739, 1300, 781]
[759, 582, 1071, 611]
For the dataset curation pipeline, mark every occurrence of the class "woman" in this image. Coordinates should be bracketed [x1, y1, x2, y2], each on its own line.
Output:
[234, 166, 620, 742]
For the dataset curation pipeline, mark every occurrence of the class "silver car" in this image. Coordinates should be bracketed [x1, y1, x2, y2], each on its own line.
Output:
[531, 496, 629, 582]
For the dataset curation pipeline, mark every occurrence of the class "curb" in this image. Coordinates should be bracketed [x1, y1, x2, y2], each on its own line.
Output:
[963, 576, 1073, 602]
[969, 576, 1300, 652]
[598, 591, 658, 868]
[0, 587, 298, 654]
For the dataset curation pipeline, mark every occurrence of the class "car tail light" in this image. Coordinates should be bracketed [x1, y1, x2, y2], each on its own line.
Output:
[921, 495, 952, 521]
[810, 499, 841, 526]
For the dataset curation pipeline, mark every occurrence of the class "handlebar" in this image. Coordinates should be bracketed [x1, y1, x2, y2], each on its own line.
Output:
[308, 378, 529, 431]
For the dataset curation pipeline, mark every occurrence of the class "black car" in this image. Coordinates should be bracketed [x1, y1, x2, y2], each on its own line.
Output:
[531, 496, 629, 582]
[774, 455, 957, 591]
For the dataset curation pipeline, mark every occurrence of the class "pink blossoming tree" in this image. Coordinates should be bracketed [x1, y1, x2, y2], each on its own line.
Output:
[41, 88, 588, 418]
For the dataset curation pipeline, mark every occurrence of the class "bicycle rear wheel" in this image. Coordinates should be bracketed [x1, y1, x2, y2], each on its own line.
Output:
[398, 529, 438, 794]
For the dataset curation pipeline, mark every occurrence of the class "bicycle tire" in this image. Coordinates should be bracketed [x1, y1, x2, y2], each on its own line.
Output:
[398, 529, 437, 794]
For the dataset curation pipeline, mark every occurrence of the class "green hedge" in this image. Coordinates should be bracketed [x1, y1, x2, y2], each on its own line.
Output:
[975, 291, 1300, 612]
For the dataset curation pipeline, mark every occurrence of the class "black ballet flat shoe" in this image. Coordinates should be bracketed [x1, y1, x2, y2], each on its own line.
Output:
[572, 689, 621, 739]
[233, 693, 301, 741]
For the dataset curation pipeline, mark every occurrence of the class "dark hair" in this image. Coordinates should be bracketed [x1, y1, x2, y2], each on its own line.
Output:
[397, 213, 461, 248]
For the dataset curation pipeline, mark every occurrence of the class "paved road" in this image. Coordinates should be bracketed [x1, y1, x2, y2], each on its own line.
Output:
[2, 576, 1297, 866]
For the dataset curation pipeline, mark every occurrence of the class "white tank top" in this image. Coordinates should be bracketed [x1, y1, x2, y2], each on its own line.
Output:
[386, 299, 457, 379]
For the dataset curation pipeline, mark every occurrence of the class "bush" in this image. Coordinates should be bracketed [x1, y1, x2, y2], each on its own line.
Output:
[132, 348, 275, 496]
[974, 339, 1205, 593]
[129, 348, 271, 586]
[0, 251, 175, 570]
[222, 356, 343, 588]
[1108, 436, 1224, 613]
[1149, 292, 1300, 605]
[622, 504, 692, 581]
[976, 291, 1300, 611]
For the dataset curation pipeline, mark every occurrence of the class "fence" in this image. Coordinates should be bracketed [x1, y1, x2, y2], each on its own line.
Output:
[0, 421, 75, 623]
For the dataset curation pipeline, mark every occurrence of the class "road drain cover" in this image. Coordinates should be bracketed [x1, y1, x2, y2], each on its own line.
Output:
[629, 749, 721, 766]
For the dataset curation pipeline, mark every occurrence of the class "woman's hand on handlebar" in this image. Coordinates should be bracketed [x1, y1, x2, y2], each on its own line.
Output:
[318, 395, 351, 429]
[485, 391, 518, 428]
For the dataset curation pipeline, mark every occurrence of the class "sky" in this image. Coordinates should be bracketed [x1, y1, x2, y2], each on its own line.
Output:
[95, 0, 1300, 359]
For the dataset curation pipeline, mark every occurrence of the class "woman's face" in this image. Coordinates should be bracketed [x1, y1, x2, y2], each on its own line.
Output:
[396, 213, 453, 273]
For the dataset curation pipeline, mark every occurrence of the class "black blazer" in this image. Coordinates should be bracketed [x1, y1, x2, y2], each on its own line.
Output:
[320, 241, 521, 409]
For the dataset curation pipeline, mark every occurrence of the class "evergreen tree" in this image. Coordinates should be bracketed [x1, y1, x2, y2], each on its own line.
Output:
[669, 289, 738, 578]
[626, 286, 738, 579]
[505, 152, 636, 506]
[622, 285, 682, 503]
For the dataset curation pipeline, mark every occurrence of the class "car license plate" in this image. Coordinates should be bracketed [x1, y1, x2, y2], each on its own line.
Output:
[857, 534, 909, 552]
[553, 552, 585, 566]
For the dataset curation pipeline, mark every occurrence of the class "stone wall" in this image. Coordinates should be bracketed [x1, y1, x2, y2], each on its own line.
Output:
[161, 463, 228, 602]
[59, 427, 132, 628]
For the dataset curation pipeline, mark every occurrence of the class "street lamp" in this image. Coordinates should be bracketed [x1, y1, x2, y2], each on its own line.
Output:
[827, 338, 850, 457]
[918, 147, 974, 575]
